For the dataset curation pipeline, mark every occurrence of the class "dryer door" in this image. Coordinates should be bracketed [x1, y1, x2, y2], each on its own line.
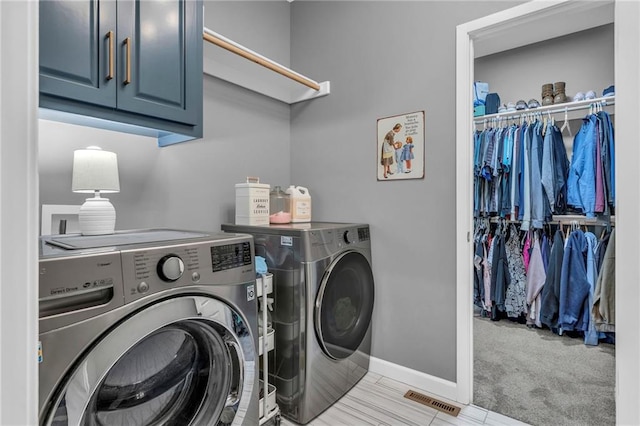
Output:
[315, 250, 375, 360]
[42, 296, 256, 426]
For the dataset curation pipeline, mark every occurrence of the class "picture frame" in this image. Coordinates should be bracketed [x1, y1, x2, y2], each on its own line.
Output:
[41, 204, 81, 236]
[377, 110, 425, 181]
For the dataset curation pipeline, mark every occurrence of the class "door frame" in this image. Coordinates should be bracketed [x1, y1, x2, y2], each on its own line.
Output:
[0, 1, 39, 423]
[455, 1, 640, 424]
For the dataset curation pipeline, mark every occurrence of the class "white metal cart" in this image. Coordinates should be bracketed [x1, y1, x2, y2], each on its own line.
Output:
[257, 273, 280, 425]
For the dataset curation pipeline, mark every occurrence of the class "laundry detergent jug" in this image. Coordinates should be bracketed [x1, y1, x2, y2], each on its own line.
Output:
[285, 185, 311, 222]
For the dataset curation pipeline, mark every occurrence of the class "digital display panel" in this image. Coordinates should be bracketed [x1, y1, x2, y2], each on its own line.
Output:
[210, 242, 252, 272]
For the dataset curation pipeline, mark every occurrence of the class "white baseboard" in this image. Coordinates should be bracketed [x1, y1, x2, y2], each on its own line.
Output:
[369, 356, 459, 402]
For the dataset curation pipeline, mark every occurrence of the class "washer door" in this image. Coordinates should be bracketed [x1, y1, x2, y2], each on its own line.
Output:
[44, 296, 256, 426]
[315, 250, 375, 360]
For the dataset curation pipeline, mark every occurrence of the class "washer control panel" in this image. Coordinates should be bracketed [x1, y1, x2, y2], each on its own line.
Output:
[120, 238, 254, 303]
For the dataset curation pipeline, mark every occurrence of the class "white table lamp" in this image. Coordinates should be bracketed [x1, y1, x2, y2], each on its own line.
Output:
[72, 146, 120, 236]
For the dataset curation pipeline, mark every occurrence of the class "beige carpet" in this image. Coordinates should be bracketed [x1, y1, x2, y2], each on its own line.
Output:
[473, 316, 615, 426]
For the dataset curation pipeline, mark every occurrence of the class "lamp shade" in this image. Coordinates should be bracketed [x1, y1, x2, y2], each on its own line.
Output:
[72, 146, 120, 193]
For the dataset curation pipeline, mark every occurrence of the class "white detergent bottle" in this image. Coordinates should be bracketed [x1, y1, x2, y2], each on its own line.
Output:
[286, 185, 311, 222]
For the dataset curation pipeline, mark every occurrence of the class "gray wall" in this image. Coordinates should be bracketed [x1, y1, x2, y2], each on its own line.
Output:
[289, 1, 522, 381]
[475, 24, 614, 107]
[39, 1, 292, 233]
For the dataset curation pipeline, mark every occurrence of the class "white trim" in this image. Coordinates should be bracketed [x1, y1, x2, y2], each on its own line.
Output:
[455, 20, 474, 406]
[369, 357, 457, 402]
[0, 1, 39, 424]
[469, 0, 613, 58]
[613, 2, 640, 424]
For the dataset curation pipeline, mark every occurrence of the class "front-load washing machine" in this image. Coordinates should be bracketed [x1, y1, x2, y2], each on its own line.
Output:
[221, 222, 374, 424]
[38, 229, 259, 426]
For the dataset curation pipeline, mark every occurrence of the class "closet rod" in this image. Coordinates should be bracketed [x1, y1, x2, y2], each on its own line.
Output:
[474, 96, 615, 124]
[203, 27, 321, 91]
[485, 215, 615, 225]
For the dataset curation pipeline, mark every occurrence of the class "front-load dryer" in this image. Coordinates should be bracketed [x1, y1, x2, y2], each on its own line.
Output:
[221, 222, 375, 424]
[38, 229, 259, 426]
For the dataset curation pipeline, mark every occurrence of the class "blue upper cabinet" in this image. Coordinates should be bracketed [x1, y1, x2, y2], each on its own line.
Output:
[39, 0, 203, 146]
[40, 0, 117, 107]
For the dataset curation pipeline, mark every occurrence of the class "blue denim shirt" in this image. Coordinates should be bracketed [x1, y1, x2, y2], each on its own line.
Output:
[567, 115, 598, 217]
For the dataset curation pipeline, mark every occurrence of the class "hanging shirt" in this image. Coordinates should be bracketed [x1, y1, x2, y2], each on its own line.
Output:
[529, 121, 545, 229]
[583, 232, 603, 345]
[490, 233, 510, 318]
[510, 125, 522, 219]
[594, 118, 605, 213]
[504, 225, 527, 318]
[592, 229, 615, 332]
[526, 235, 547, 328]
[551, 125, 570, 215]
[541, 121, 556, 214]
[567, 115, 598, 217]
[517, 123, 527, 221]
[559, 230, 591, 331]
[598, 111, 615, 206]
[520, 125, 533, 231]
[540, 229, 565, 330]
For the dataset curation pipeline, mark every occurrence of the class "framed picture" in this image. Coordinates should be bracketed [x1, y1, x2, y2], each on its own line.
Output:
[41, 204, 81, 235]
[377, 111, 425, 181]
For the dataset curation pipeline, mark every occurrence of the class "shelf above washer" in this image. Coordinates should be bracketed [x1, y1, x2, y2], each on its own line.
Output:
[203, 27, 330, 105]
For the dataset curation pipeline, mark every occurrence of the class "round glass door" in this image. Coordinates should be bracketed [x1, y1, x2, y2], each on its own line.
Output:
[44, 296, 254, 426]
[315, 251, 375, 360]
[83, 321, 233, 425]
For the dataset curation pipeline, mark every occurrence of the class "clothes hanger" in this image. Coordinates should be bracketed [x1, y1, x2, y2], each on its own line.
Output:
[560, 107, 572, 137]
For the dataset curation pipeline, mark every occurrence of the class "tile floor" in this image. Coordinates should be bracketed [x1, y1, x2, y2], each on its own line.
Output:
[276, 372, 529, 426]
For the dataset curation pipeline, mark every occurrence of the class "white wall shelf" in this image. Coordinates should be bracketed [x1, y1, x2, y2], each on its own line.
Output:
[203, 27, 330, 105]
[474, 96, 614, 124]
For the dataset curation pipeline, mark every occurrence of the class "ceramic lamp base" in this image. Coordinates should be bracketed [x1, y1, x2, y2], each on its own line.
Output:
[79, 196, 116, 235]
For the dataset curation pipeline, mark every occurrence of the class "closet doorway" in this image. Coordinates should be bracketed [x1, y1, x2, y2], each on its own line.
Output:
[472, 23, 615, 425]
[455, 1, 640, 425]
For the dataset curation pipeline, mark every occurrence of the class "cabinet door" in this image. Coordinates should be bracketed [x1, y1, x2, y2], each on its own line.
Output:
[40, 0, 117, 107]
[116, 0, 202, 126]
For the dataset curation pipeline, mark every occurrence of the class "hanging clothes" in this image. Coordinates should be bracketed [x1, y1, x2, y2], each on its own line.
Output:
[490, 231, 510, 319]
[583, 231, 602, 345]
[483, 234, 494, 310]
[598, 111, 615, 208]
[565, 112, 616, 217]
[529, 121, 546, 229]
[473, 236, 485, 309]
[539, 229, 565, 330]
[559, 230, 591, 332]
[541, 122, 570, 215]
[592, 229, 616, 332]
[504, 224, 527, 318]
[567, 115, 598, 217]
[526, 233, 546, 328]
[473, 119, 572, 222]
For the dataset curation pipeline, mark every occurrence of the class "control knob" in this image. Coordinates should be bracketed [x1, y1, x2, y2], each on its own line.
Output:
[157, 255, 184, 282]
[343, 230, 355, 244]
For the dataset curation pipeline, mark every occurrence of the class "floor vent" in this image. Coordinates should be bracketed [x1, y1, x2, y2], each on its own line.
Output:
[403, 390, 461, 417]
